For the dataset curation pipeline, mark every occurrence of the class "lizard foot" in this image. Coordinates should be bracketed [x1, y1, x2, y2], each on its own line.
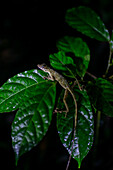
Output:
[53, 108, 68, 117]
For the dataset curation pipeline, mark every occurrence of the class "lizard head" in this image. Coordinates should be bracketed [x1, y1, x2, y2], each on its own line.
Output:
[37, 63, 49, 72]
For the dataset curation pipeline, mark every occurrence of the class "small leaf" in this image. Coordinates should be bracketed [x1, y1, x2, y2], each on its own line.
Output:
[57, 36, 90, 77]
[49, 51, 74, 71]
[87, 78, 113, 116]
[49, 51, 76, 78]
[65, 6, 110, 41]
[57, 88, 94, 168]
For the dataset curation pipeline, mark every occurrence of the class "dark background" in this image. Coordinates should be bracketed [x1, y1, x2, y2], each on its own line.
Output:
[0, 0, 113, 169]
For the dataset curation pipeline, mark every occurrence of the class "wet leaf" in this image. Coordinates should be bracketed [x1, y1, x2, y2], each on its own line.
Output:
[57, 88, 94, 168]
[66, 6, 110, 41]
[0, 69, 48, 112]
[0, 69, 56, 164]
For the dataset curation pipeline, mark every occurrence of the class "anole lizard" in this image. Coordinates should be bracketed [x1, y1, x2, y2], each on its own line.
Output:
[37, 63, 78, 170]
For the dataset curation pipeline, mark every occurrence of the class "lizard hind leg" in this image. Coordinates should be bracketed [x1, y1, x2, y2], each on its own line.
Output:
[63, 89, 69, 117]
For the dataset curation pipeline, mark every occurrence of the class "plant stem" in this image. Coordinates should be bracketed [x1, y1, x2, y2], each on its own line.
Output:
[93, 111, 101, 165]
[105, 43, 113, 75]
[108, 75, 113, 79]
[86, 71, 97, 79]
[95, 111, 101, 146]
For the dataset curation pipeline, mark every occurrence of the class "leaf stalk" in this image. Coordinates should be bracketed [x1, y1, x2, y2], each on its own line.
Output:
[105, 42, 113, 75]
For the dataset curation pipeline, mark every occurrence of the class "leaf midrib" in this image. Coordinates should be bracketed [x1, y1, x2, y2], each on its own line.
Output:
[14, 83, 56, 159]
[0, 80, 46, 106]
[67, 9, 109, 41]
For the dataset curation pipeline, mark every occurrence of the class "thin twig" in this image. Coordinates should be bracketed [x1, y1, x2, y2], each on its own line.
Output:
[66, 128, 75, 170]
[95, 111, 101, 146]
[86, 71, 97, 79]
[108, 75, 113, 79]
[105, 43, 113, 75]
[66, 89, 78, 170]
[75, 78, 82, 91]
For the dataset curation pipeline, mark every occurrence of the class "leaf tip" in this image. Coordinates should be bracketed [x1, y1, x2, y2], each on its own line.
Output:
[15, 157, 19, 166]
[14, 150, 19, 166]
[78, 162, 81, 169]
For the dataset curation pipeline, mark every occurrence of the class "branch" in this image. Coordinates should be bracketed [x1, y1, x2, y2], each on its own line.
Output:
[105, 42, 113, 75]
[86, 71, 97, 79]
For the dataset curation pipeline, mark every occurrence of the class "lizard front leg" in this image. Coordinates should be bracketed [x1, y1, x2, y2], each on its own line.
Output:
[43, 73, 55, 81]
[46, 72, 55, 81]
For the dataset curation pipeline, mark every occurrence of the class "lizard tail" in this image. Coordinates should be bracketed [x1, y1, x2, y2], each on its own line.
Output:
[69, 88, 78, 134]
[66, 89, 78, 170]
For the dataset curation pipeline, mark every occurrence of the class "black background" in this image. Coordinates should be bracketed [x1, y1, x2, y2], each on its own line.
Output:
[0, 0, 113, 169]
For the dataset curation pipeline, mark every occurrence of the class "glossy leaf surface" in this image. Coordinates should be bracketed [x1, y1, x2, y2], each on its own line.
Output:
[0, 69, 48, 112]
[57, 36, 90, 77]
[0, 69, 56, 163]
[87, 78, 113, 116]
[57, 88, 94, 168]
[65, 6, 110, 41]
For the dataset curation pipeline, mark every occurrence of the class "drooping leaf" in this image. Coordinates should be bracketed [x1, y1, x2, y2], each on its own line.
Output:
[12, 82, 56, 164]
[49, 51, 76, 78]
[65, 6, 110, 41]
[57, 87, 94, 168]
[87, 78, 113, 116]
[57, 36, 90, 77]
[0, 69, 56, 164]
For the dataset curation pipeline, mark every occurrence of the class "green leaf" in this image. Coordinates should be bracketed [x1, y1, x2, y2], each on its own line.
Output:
[49, 51, 76, 78]
[0, 69, 48, 113]
[65, 6, 110, 41]
[49, 51, 74, 71]
[0, 69, 56, 163]
[57, 36, 90, 77]
[87, 78, 113, 116]
[12, 82, 56, 164]
[57, 88, 94, 168]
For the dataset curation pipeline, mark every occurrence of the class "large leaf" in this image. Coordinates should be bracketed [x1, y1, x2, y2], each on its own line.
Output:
[87, 78, 113, 116]
[0, 69, 56, 163]
[57, 87, 94, 168]
[65, 6, 110, 41]
[49, 51, 76, 78]
[0, 69, 48, 112]
[57, 36, 90, 77]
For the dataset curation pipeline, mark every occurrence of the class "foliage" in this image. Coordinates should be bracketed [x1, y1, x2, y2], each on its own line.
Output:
[65, 6, 110, 41]
[57, 88, 94, 168]
[0, 6, 113, 169]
